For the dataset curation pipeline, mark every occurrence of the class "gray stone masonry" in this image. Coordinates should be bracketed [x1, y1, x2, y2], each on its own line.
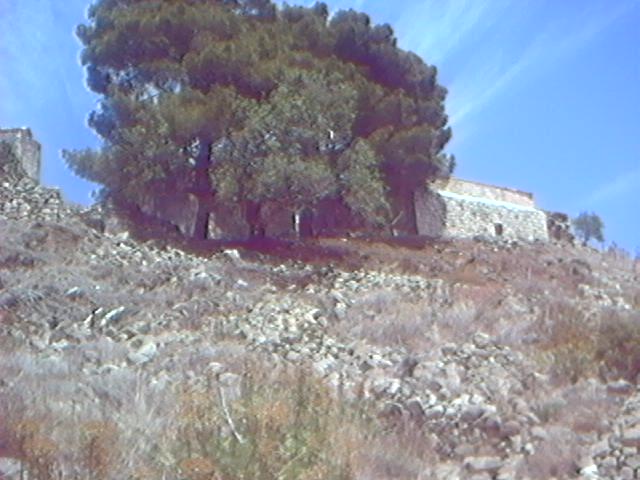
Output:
[416, 177, 550, 242]
[0, 127, 41, 181]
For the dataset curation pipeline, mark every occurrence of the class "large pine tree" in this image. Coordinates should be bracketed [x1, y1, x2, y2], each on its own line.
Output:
[65, 0, 453, 241]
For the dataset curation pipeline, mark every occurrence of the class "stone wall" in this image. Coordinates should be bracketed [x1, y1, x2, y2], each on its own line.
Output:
[0, 128, 41, 182]
[431, 178, 535, 208]
[417, 178, 550, 242]
[0, 174, 76, 224]
[414, 188, 446, 237]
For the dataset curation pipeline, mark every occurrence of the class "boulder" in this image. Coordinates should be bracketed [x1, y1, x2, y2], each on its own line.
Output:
[464, 456, 504, 473]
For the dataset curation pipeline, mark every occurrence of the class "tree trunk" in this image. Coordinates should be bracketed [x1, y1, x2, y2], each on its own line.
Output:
[293, 208, 314, 239]
[193, 199, 210, 241]
[400, 189, 418, 235]
[192, 138, 214, 241]
[245, 200, 265, 239]
[300, 208, 314, 239]
[293, 209, 301, 238]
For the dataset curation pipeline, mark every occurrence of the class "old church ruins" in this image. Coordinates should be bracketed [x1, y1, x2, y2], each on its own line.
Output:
[0, 127, 572, 243]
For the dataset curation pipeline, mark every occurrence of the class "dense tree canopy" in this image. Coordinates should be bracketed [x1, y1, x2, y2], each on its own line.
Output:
[64, 0, 454, 241]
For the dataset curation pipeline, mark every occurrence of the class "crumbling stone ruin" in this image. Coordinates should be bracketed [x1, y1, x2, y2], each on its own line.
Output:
[417, 178, 551, 242]
[0, 128, 41, 182]
[0, 128, 75, 223]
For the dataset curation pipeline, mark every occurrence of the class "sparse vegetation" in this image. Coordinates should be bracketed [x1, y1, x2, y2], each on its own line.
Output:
[527, 295, 640, 385]
[2, 175, 640, 479]
[174, 363, 358, 480]
[0, 342, 444, 479]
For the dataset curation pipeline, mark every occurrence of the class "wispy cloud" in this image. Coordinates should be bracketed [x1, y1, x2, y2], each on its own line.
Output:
[459, 3, 633, 126]
[584, 166, 640, 206]
[396, 0, 506, 65]
[399, 0, 637, 129]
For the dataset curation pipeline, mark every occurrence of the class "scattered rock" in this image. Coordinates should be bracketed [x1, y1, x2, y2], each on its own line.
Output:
[590, 439, 610, 458]
[579, 463, 600, 479]
[0, 457, 21, 477]
[127, 339, 157, 365]
[621, 428, 640, 447]
[464, 456, 504, 473]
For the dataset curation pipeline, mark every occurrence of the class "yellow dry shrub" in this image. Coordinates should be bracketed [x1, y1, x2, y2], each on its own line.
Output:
[179, 456, 218, 480]
[81, 420, 120, 480]
[173, 363, 357, 480]
[9, 418, 59, 479]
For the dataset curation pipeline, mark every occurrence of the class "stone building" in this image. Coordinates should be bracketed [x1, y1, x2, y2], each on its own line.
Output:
[0, 128, 72, 223]
[0, 128, 41, 182]
[415, 177, 550, 242]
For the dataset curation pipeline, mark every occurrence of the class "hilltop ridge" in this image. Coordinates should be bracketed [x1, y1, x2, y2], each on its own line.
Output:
[1, 139, 640, 479]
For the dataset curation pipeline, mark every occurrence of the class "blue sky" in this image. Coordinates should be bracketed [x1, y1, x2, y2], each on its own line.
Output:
[1, 0, 638, 251]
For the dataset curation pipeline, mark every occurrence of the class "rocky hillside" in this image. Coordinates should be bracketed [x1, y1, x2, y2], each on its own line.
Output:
[0, 168, 639, 479]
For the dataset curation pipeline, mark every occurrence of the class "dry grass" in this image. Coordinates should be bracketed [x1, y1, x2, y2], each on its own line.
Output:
[174, 362, 358, 480]
[523, 426, 580, 479]
[0, 337, 176, 479]
[2, 206, 640, 479]
[595, 311, 640, 382]
[328, 282, 503, 352]
[526, 294, 640, 385]
[0, 342, 442, 480]
[328, 288, 437, 351]
[351, 421, 436, 479]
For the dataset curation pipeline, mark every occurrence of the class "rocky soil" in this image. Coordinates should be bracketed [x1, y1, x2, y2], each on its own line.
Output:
[0, 169, 639, 479]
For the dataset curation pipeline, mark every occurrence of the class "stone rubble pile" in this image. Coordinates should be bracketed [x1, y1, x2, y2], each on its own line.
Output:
[586, 387, 640, 479]
[578, 283, 633, 311]
[226, 268, 616, 479]
[0, 176, 76, 223]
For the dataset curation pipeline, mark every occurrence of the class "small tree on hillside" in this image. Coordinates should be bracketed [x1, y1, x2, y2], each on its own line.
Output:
[573, 212, 605, 245]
